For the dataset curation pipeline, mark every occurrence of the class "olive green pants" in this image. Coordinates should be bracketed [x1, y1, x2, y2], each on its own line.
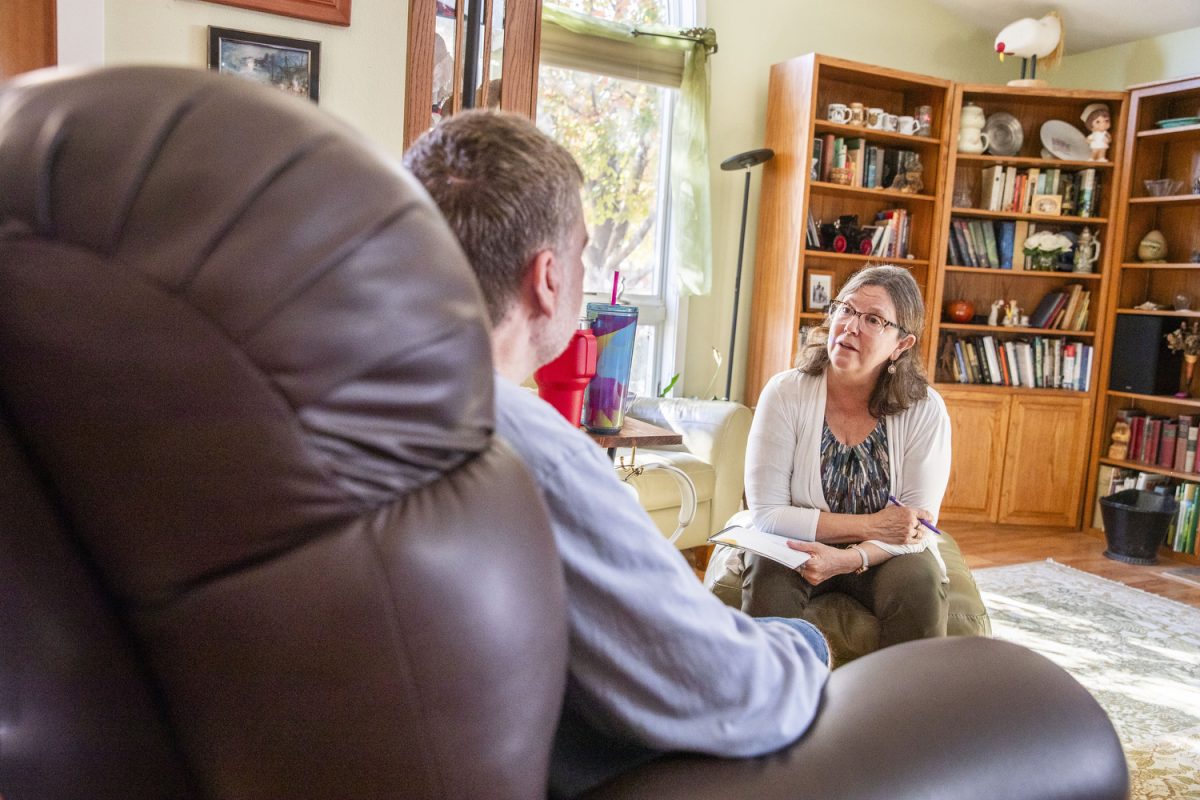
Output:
[741, 548, 948, 649]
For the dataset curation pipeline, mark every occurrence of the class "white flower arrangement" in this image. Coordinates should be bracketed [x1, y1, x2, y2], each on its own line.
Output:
[1023, 230, 1073, 256]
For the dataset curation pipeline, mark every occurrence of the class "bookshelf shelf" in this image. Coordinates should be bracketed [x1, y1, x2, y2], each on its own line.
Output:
[939, 323, 1096, 338]
[1107, 390, 1200, 408]
[1136, 122, 1200, 139]
[804, 249, 930, 266]
[812, 119, 940, 147]
[931, 83, 1127, 526]
[1128, 194, 1200, 207]
[1115, 308, 1200, 317]
[810, 181, 936, 202]
[944, 265, 1102, 280]
[955, 153, 1116, 171]
[1119, 262, 1200, 270]
[1084, 74, 1200, 564]
[744, 54, 953, 406]
[950, 207, 1108, 224]
[1098, 457, 1198, 482]
[934, 381, 1088, 397]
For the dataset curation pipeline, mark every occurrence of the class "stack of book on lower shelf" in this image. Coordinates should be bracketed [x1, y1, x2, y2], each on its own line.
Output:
[939, 334, 1092, 390]
[1094, 465, 1199, 555]
[1109, 409, 1199, 472]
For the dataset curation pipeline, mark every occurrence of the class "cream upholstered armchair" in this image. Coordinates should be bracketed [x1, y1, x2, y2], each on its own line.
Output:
[614, 397, 751, 551]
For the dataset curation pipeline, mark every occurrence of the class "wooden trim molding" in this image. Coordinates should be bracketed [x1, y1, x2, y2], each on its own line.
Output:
[199, 0, 351, 27]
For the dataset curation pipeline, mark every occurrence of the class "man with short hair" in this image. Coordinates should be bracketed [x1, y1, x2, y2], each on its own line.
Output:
[404, 110, 828, 798]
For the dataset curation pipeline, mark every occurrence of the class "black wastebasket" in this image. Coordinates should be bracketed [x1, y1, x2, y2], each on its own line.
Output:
[1098, 489, 1177, 565]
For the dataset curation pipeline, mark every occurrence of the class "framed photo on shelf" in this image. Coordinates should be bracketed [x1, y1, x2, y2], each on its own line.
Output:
[806, 270, 835, 312]
[208, 27, 321, 103]
[198, 0, 350, 26]
[1030, 194, 1063, 216]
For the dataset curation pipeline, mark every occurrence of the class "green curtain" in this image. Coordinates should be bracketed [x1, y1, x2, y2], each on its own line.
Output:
[541, 5, 717, 296]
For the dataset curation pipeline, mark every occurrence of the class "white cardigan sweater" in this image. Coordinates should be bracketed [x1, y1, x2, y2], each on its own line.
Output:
[745, 368, 953, 577]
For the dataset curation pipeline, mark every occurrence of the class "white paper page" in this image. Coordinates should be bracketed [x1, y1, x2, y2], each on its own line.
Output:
[708, 525, 811, 570]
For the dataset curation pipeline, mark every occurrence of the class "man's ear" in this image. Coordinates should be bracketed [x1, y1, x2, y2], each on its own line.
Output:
[527, 248, 558, 319]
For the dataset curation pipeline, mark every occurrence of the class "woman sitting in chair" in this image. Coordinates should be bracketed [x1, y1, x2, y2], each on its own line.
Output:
[740, 265, 951, 650]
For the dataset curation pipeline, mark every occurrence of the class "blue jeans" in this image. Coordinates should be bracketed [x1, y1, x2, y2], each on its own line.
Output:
[757, 616, 831, 667]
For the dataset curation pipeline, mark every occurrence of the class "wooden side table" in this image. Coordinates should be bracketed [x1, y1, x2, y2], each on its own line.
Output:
[587, 417, 682, 460]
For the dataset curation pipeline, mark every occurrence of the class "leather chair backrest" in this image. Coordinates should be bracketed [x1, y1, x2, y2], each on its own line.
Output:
[0, 66, 568, 800]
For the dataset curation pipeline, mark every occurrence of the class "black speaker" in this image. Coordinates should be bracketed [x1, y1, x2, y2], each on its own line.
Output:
[1108, 315, 1183, 395]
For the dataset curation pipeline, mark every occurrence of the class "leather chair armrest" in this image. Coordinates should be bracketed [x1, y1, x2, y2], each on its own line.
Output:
[583, 637, 1128, 800]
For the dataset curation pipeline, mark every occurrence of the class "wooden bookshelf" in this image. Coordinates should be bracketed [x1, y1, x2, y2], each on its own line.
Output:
[929, 83, 1128, 527]
[743, 54, 953, 407]
[1083, 75, 1200, 565]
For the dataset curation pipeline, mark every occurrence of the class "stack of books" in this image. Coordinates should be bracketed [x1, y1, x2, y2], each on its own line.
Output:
[975, 165, 1101, 217]
[1110, 410, 1200, 473]
[1027, 285, 1091, 331]
[939, 334, 1092, 390]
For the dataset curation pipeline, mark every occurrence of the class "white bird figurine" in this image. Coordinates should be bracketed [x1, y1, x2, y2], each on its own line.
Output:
[994, 11, 1065, 85]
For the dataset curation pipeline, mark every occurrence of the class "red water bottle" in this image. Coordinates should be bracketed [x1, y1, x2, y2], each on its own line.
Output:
[534, 320, 597, 427]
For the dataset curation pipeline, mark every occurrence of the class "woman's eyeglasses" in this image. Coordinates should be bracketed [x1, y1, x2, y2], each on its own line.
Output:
[827, 300, 905, 336]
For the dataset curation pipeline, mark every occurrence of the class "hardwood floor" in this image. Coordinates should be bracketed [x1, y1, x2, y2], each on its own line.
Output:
[952, 522, 1200, 609]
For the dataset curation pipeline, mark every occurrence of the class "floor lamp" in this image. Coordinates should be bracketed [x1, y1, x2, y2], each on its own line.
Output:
[720, 147, 774, 401]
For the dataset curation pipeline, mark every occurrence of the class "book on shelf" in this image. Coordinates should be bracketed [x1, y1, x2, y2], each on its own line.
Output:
[1078, 169, 1100, 217]
[819, 133, 835, 182]
[812, 137, 823, 181]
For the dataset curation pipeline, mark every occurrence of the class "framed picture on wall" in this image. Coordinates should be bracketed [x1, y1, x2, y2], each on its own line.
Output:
[208, 27, 321, 103]
[806, 270, 834, 312]
[198, 0, 351, 27]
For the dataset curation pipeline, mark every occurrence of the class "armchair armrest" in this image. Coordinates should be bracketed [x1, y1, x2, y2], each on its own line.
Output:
[584, 637, 1127, 800]
[625, 397, 751, 532]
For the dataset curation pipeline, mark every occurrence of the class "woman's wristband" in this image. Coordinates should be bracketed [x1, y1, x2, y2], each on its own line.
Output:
[848, 544, 869, 574]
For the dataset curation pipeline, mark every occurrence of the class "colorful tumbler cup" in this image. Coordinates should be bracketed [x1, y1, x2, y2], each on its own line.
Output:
[582, 302, 638, 434]
[534, 321, 596, 427]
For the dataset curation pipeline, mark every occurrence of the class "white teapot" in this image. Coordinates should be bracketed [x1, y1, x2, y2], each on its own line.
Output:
[957, 103, 989, 154]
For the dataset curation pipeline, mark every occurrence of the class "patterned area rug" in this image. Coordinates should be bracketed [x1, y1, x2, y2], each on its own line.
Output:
[974, 560, 1200, 800]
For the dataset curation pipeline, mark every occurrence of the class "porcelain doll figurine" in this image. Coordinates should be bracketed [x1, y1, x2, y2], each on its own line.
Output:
[1081, 103, 1111, 161]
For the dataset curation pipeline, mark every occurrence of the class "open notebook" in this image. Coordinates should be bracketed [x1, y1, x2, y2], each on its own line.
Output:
[708, 524, 810, 570]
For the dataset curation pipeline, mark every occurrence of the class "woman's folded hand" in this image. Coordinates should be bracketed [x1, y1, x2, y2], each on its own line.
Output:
[869, 504, 932, 545]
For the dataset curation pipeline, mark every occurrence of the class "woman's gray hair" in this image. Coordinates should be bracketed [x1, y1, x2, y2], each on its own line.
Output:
[795, 264, 929, 418]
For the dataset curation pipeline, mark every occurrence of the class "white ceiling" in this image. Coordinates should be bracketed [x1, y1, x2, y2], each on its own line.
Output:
[927, 0, 1200, 54]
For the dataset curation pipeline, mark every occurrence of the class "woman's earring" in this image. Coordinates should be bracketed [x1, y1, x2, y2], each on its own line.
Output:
[887, 359, 897, 375]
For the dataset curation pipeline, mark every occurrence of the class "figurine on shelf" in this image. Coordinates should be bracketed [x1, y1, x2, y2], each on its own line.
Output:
[1073, 226, 1100, 273]
[987, 299, 1005, 326]
[1107, 419, 1130, 460]
[1137, 229, 1168, 263]
[1002, 299, 1021, 327]
[1081, 103, 1111, 161]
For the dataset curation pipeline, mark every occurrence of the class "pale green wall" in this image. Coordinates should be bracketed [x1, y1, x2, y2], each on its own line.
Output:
[1050, 26, 1200, 91]
[104, 0, 408, 155]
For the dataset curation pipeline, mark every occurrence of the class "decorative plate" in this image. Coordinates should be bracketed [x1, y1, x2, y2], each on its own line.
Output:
[983, 112, 1023, 156]
[1039, 120, 1091, 161]
[1156, 116, 1200, 128]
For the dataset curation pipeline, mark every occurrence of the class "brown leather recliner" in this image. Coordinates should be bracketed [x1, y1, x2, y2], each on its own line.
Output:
[0, 67, 1128, 800]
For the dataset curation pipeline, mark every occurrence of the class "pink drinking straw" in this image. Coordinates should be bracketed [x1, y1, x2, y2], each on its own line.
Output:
[610, 271, 620, 305]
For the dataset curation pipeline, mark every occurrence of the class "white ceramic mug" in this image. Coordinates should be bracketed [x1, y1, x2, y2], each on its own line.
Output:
[866, 107, 885, 129]
[897, 115, 919, 135]
[827, 103, 851, 124]
[883, 113, 899, 132]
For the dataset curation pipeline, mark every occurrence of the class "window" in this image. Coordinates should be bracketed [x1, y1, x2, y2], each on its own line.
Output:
[537, 0, 695, 399]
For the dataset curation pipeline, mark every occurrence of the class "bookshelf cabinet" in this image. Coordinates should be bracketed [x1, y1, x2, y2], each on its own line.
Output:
[744, 54, 953, 407]
[1084, 75, 1200, 564]
[930, 84, 1127, 526]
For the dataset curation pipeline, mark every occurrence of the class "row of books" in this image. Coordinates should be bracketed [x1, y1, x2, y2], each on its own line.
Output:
[805, 209, 911, 259]
[1109, 410, 1200, 474]
[1093, 466, 1197, 555]
[940, 334, 1093, 390]
[947, 218, 1019, 269]
[976, 165, 1101, 218]
[1026, 284, 1091, 331]
[812, 135, 914, 191]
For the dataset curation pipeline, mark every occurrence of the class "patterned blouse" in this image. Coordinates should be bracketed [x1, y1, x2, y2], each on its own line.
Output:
[821, 418, 890, 515]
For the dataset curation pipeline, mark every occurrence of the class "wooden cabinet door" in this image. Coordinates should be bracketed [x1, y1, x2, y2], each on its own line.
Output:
[999, 395, 1090, 527]
[939, 389, 1009, 523]
[0, 0, 55, 79]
